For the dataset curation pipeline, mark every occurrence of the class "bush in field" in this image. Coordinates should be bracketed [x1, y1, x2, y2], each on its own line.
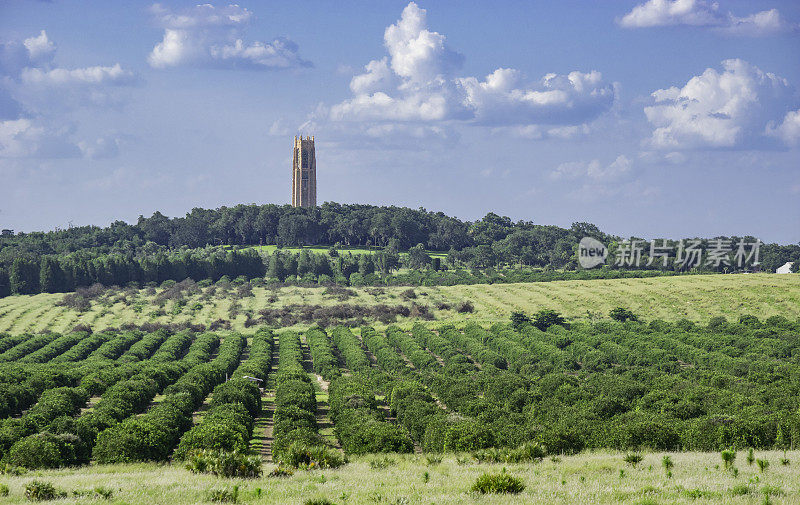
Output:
[510, 311, 531, 329]
[456, 300, 474, 313]
[175, 423, 249, 460]
[206, 485, 239, 503]
[472, 443, 544, 464]
[531, 309, 566, 331]
[721, 449, 737, 469]
[609, 307, 638, 322]
[94, 411, 190, 463]
[271, 428, 323, 461]
[277, 442, 345, 470]
[24, 480, 66, 501]
[471, 470, 525, 494]
[209, 379, 261, 418]
[6, 432, 89, 469]
[624, 453, 644, 467]
[186, 450, 262, 478]
[5, 433, 61, 469]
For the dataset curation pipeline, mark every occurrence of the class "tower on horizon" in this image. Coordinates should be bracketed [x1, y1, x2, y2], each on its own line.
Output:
[291, 135, 316, 208]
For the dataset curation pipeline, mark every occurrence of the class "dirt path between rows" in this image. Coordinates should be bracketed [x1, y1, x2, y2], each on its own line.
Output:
[251, 338, 278, 461]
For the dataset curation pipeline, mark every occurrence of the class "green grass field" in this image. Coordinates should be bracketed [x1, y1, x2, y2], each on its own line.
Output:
[238, 244, 449, 260]
[0, 450, 796, 504]
[0, 273, 797, 335]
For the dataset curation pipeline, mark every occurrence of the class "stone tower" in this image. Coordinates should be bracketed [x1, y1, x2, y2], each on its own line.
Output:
[291, 135, 316, 208]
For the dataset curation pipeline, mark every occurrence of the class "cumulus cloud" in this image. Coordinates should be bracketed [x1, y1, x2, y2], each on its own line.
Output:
[0, 118, 81, 158]
[0, 31, 136, 158]
[550, 155, 632, 181]
[549, 154, 656, 203]
[766, 109, 800, 147]
[1, 30, 137, 115]
[148, 3, 311, 70]
[458, 68, 615, 126]
[0, 30, 55, 77]
[644, 59, 797, 149]
[619, 0, 794, 36]
[21, 63, 135, 86]
[326, 2, 616, 136]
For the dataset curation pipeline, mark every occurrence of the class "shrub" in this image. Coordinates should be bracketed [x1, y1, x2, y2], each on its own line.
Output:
[510, 311, 531, 329]
[6, 433, 61, 469]
[278, 443, 345, 470]
[721, 449, 736, 469]
[472, 443, 544, 464]
[305, 499, 335, 505]
[24, 480, 66, 501]
[662, 455, 674, 473]
[0, 484, 8, 497]
[471, 470, 525, 494]
[531, 309, 566, 331]
[268, 466, 294, 478]
[6, 432, 89, 469]
[609, 307, 638, 322]
[175, 422, 249, 460]
[624, 453, 644, 467]
[71, 487, 114, 500]
[186, 450, 262, 478]
[456, 300, 474, 313]
[756, 459, 769, 472]
[207, 485, 239, 503]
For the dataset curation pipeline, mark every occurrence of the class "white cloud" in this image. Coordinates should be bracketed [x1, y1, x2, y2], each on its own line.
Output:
[326, 2, 616, 135]
[23, 31, 56, 64]
[0, 31, 134, 159]
[0, 30, 55, 77]
[383, 2, 463, 85]
[2, 31, 137, 114]
[766, 108, 800, 147]
[550, 155, 632, 181]
[349, 58, 397, 95]
[0, 118, 81, 158]
[78, 136, 122, 159]
[491, 123, 591, 140]
[20, 64, 136, 86]
[458, 69, 615, 125]
[619, 0, 794, 36]
[644, 59, 796, 149]
[148, 4, 311, 70]
[150, 3, 252, 29]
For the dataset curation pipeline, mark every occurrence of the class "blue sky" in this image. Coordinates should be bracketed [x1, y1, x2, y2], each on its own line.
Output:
[1, 0, 799, 242]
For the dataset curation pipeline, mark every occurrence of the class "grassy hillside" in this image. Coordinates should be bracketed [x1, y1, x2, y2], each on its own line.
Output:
[0, 274, 797, 335]
[0, 451, 796, 504]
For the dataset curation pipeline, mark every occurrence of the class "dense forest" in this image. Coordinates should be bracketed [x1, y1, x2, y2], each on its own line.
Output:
[1, 202, 797, 297]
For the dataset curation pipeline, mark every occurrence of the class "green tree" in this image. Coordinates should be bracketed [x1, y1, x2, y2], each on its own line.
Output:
[10, 257, 40, 295]
[609, 307, 638, 322]
[267, 252, 286, 281]
[39, 257, 64, 293]
[510, 311, 531, 329]
[531, 309, 566, 331]
[406, 243, 431, 269]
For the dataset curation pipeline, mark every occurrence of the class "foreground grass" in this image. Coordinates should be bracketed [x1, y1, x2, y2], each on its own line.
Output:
[0, 451, 797, 504]
[0, 273, 797, 335]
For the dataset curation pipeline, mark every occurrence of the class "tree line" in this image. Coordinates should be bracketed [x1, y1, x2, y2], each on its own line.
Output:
[1, 202, 797, 296]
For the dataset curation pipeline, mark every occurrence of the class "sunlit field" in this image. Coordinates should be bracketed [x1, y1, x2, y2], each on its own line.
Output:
[0, 451, 797, 504]
[0, 273, 796, 335]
